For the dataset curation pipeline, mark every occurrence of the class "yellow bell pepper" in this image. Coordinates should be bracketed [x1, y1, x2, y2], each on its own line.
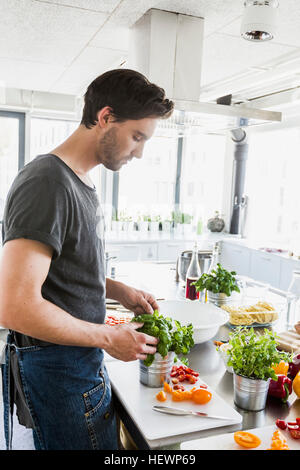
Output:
[272, 360, 289, 376]
[293, 371, 300, 398]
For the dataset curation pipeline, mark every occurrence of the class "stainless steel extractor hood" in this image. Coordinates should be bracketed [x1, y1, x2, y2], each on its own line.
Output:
[127, 9, 282, 134]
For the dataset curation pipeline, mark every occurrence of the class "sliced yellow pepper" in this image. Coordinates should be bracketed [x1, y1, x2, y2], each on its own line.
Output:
[293, 370, 300, 398]
[272, 360, 289, 376]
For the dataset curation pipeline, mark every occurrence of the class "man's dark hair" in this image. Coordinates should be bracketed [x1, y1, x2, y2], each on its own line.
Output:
[81, 69, 174, 128]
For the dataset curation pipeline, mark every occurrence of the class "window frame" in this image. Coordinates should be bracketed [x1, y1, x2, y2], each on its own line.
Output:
[0, 110, 26, 225]
[0, 110, 25, 170]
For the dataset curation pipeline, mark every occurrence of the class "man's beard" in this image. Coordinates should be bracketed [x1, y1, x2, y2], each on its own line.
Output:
[97, 127, 125, 171]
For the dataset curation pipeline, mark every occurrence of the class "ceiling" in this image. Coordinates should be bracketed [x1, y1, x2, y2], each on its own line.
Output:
[1, 0, 300, 104]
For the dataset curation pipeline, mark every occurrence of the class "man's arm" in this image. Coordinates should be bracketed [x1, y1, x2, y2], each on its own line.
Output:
[106, 277, 159, 315]
[0, 239, 158, 361]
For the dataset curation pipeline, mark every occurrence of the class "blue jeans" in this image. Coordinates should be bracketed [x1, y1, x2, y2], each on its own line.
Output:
[1, 339, 118, 450]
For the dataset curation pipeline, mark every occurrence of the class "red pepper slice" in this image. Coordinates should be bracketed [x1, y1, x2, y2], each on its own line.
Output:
[178, 375, 187, 382]
[287, 422, 299, 429]
[276, 419, 287, 430]
[296, 418, 300, 426]
[188, 377, 197, 384]
[173, 384, 185, 391]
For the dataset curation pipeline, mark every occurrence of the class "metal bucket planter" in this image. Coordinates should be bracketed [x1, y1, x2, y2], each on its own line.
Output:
[207, 292, 232, 307]
[139, 352, 175, 388]
[233, 373, 271, 411]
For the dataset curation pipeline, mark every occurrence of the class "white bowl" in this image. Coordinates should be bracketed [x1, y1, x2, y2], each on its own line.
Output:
[157, 300, 229, 344]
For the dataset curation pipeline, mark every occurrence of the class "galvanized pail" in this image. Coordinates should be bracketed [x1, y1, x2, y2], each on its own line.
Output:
[233, 373, 270, 411]
[207, 292, 232, 307]
[139, 352, 175, 388]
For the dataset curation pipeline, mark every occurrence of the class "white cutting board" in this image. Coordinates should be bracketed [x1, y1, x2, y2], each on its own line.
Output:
[181, 424, 300, 450]
[106, 360, 242, 442]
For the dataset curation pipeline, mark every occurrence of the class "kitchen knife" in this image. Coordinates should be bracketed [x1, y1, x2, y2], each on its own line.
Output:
[153, 405, 230, 420]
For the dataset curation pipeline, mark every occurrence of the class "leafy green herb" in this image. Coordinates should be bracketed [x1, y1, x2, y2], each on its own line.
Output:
[192, 263, 240, 297]
[227, 327, 292, 381]
[132, 310, 194, 367]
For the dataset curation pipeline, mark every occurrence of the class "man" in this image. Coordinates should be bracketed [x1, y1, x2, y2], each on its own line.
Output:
[0, 69, 174, 450]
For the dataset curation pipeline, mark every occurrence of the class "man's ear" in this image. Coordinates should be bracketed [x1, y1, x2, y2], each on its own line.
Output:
[97, 106, 113, 128]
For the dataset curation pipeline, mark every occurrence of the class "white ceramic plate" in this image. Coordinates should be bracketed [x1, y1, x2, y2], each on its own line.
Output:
[157, 300, 229, 344]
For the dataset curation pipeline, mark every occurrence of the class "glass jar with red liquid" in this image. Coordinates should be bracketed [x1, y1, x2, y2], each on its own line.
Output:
[185, 242, 201, 300]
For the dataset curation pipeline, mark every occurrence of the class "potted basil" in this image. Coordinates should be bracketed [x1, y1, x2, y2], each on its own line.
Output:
[193, 263, 240, 306]
[132, 310, 194, 387]
[227, 327, 292, 411]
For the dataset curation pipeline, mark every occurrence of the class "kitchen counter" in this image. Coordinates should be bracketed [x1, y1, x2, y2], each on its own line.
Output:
[106, 230, 241, 243]
[107, 261, 300, 450]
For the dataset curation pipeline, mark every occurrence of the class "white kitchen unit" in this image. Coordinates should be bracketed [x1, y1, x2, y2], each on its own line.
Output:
[219, 241, 251, 276]
[157, 240, 188, 262]
[279, 257, 300, 291]
[220, 240, 300, 291]
[106, 239, 192, 263]
[106, 233, 240, 264]
[249, 250, 281, 287]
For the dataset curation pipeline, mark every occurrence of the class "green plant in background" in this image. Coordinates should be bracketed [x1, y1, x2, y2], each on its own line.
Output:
[171, 210, 183, 224]
[132, 310, 194, 367]
[192, 263, 240, 297]
[182, 213, 193, 224]
[227, 327, 292, 381]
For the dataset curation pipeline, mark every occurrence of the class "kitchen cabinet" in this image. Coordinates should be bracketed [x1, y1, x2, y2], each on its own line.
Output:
[105, 242, 158, 262]
[249, 251, 281, 287]
[278, 257, 300, 291]
[106, 239, 194, 263]
[220, 240, 300, 291]
[139, 243, 158, 261]
[219, 242, 251, 276]
[157, 241, 191, 262]
[107, 243, 140, 262]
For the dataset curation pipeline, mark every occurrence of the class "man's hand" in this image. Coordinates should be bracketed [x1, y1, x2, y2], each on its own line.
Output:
[118, 284, 159, 316]
[104, 322, 159, 361]
[106, 279, 159, 316]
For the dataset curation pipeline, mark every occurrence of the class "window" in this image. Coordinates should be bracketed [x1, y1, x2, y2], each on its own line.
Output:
[244, 127, 300, 249]
[30, 117, 78, 161]
[0, 111, 25, 220]
[30, 117, 101, 194]
[117, 135, 178, 221]
[179, 134, 227, 225]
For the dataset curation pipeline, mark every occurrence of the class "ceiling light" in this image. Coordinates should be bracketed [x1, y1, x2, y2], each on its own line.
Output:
[241, 0, 279, 42]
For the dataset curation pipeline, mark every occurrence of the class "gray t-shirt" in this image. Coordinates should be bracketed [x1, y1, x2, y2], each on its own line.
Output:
[2, 153, 106, 346]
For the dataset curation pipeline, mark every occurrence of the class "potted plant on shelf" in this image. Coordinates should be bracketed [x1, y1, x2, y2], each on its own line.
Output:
[111, 212, 123, 232]
[162, 217, 172, 233]
[182, 212, 194, 236]
[172, 210, 184, 236]
[122, 215, 134, 232]
[137, 214, 149, 232]
[192, 263, 240, 306]
[227, 327, 292, 411]
[149, 215, 161, 232]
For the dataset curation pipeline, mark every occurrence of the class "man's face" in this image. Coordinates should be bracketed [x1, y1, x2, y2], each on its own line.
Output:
[96, 117, 158, 171]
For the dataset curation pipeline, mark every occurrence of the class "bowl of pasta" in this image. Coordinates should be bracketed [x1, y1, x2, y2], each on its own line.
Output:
[221, 300, 280, 328]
